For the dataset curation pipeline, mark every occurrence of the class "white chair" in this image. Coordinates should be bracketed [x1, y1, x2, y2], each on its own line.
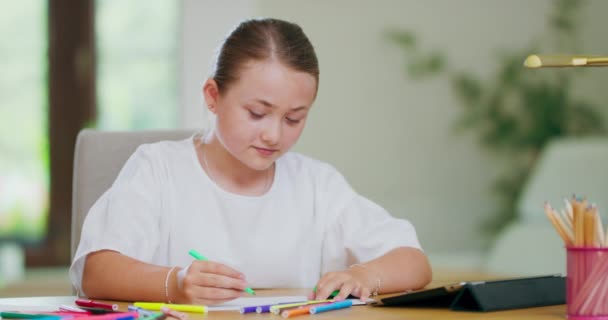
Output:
[70, 129, 194, 261]
[518, 137, 608, 224]
[484, 137, 608, 276]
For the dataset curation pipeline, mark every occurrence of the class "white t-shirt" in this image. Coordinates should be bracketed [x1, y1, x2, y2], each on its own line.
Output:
[70, 137, 422, 294]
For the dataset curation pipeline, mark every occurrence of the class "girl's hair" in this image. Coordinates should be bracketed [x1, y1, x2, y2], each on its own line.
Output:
[212, 18, 319, 95]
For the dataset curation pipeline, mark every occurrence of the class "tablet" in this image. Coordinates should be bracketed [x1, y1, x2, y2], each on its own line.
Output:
[372, 275, 565, 310]
[374, 282, 466, 307]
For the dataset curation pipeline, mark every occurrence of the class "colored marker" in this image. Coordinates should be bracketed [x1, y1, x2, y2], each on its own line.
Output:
[159, 307, 187, 320]
[74, 307, 116, 314]
[75, 299, 119, 311]
[59, 305, 89, 314]
[275, 300, 333, 314]
[255, 301, 304, 313]
[281, 302, 331, 318]
[270, 300, 333, 315]
[133, 302, 207, 313]
[309, 300, 353, 314]
[73, 313, 140, 320]
[188, 249, 256, 295]
[139, 312, 167, 320]
[239, 306, 258, 314]
[74, 312, 138, 320]
[127, 306, 154, 317]
[45, 312, 86, 317]
[312, 285, 340, 298]
[120, 312, 162, 320]
[0, 313, 62, 320]
[256, 305, 273, 314]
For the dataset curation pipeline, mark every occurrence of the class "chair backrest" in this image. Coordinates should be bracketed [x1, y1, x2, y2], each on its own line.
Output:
[71, 129, 194, 260]
[484, 136, 608, 276]
[483, 222, 566, 276]
[518, 137, 608, 224]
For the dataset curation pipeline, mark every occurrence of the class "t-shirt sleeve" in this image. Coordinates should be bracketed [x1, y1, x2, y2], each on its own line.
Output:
[318, 164, 422, 273]
[69, 144, 163, 295]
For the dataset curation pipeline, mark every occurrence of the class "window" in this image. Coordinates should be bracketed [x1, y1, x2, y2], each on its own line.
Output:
[1, 1, 178, 265]
[0, 1, 48, 242]
[95, 0, 178, 130]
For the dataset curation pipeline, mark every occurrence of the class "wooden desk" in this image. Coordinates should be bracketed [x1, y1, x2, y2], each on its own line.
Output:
[0, 289, 566, 320]
[0, 267, 71, 298]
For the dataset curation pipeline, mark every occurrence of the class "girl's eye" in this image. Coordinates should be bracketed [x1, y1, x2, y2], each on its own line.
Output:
[249, 110, 264, 119]
[285, 117, 301, 124]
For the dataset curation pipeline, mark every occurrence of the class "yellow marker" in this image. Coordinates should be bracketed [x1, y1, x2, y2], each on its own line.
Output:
[133, 302, 207, 313]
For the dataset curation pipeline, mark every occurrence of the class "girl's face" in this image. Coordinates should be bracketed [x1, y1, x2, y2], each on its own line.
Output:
[205, 59, 317, 171]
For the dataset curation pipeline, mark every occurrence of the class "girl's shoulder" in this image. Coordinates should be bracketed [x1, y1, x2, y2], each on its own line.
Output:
[279, 152, 343, 181]
[134, 136, 194, 158]
[126, 136, 196, 171]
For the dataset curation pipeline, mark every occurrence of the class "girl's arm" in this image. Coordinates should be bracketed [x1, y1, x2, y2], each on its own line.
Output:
[82, 250, 248, 304]
[313, 247, 432, 301]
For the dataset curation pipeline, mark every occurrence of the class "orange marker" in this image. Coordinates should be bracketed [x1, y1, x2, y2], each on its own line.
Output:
[281, 303, 330, 318]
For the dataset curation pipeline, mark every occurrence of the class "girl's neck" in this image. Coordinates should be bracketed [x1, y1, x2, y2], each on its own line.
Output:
[195, 132, 274, 196]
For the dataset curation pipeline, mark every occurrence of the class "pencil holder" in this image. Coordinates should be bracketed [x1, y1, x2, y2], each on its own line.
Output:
[567, 247, 608, 319]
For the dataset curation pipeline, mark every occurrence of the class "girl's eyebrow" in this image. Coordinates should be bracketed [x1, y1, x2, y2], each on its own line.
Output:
[254, 98, 308, 111]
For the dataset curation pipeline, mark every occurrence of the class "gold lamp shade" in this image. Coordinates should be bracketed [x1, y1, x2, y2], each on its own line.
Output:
[524, 55, 608, 68]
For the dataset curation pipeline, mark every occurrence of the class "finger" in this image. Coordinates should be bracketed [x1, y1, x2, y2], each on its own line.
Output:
[193, 261, 245, 279]
[307, 291, 315, 300]
[315, 278, 346, 301]
[160, 307, 187, 320]
[181, 286, 239, 305]
[314, 272, 338, 299]
[314, 274, 329, 292]
[359, 286, 371, 302]
[176, 265, 190, 290]
[184, 287, 246, 305]
[334, 280, 357, 301]
[351, 285, 362, 298]
[196, 273, 248, 291]
[192, 297, 236, 306]
[192, 286, 245, 301]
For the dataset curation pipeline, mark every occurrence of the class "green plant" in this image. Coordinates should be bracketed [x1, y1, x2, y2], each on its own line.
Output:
[388, 0, 605, 233]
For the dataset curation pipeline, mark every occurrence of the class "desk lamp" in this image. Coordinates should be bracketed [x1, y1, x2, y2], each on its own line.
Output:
[524, 55, 608, 68]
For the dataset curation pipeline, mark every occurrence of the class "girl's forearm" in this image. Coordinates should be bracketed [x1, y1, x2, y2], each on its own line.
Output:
[82, 250, 181, 302]
[357, 247, 432, 294]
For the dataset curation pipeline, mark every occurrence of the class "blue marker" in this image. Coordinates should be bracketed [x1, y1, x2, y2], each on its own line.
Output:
[127, 306, 154, 317]
[239, 306, 258, 314]
[309, 300, 353, 314]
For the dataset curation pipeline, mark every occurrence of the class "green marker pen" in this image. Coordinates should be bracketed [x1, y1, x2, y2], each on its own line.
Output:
[188, 249, 256, 295]
[0, 312, 61, 320]
[313, 285, 340, 298]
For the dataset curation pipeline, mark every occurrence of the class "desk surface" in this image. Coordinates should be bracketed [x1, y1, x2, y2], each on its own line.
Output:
[0, 288, 566, 320]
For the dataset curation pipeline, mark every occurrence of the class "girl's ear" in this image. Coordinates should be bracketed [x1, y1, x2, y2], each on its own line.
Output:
[202, 78, 220, 115]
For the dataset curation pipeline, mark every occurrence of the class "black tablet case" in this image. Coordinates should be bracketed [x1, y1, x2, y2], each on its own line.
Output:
[378, 275, 565, 312]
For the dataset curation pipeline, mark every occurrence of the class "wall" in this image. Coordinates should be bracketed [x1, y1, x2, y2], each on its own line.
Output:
[179, 0, 608, 267]
[179, 0, 255, 130]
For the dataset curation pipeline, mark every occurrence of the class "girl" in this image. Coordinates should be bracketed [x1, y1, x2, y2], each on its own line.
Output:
[71, 18, 431, 305]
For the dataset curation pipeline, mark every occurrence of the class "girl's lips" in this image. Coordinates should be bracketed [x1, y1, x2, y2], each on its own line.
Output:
[254, 147, 277, 156]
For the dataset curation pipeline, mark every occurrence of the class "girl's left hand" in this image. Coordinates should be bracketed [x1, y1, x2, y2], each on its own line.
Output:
[309, 266, 373, 302]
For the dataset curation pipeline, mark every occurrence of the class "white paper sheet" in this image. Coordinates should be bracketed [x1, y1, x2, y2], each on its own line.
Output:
[0, 295, 373, 313]
[206, 296, 374, 311]
[350, 298, 374, 306]
[207, 296, 308, 311]
[0, 296, 76, 312]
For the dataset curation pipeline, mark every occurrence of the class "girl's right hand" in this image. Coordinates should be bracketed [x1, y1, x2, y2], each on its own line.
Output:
[176, 260, 249, 305]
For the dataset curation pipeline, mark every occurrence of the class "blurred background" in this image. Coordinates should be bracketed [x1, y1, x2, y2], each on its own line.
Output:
[1, 0, 608, 297]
